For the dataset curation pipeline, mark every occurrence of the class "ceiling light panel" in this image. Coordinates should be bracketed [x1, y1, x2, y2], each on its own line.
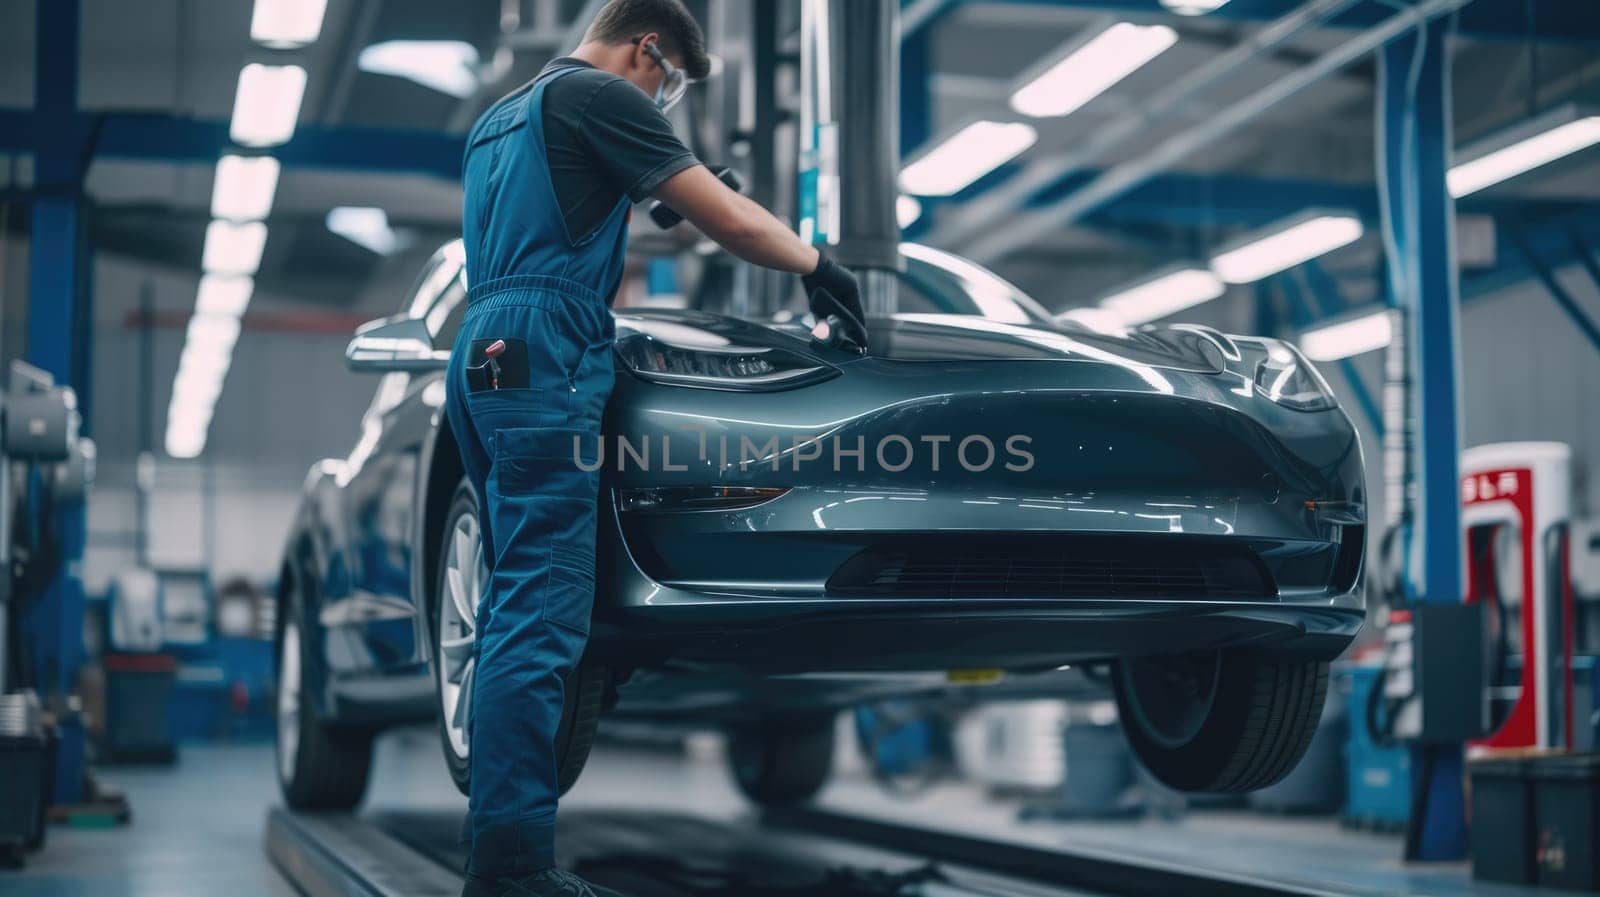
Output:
[251, 0, 327, 48]
[1210, 214, 1363, 284]
[900, 121, 1037, 196]
[1010, 23, 1178, 119]
[1098, 267, 1226, 325]
[230, 63, 307, 148]
[210, 154, 280, 221]
[202, 220, 268, 276]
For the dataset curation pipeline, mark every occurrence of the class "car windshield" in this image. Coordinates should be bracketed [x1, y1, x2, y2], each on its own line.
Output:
[896, 243, 1052, 324]
[751, 243, 1052, 325]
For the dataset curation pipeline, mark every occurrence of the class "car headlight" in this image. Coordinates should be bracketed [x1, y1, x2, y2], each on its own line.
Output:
[1254, 342, 1336, 411]
[615, 335, 839, 391]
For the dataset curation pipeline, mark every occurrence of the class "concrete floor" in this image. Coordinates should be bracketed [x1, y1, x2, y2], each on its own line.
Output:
[13, 742, 300, 897]
[7, 729, 1579, 897]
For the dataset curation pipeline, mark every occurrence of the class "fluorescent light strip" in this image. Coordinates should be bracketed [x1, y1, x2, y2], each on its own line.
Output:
[196, 274, 254, 316]
[900, 121, 1037, 196]
[1010, 23, 1177, 119]
[230, 63, 307, 148]
[358, 41, 481, 98]
[1301, 309, 1392, 361]
[1210, 214, 1363, 284]
[187, 312, 243, 352]
[251, 0, 327, 48]
[211, 154, 280, 221]
[1098, 267, 1225, 325]
[1160, 0, 1232, 14]
[203, 220, 268, 275]
[1448, 116, 1600, 197]
[165, 313, 243, 460]
[896, 195, 922, 228]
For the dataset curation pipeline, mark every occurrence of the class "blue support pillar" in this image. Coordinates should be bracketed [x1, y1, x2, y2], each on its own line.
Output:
[1378, 16, 1465, 862]
[26, 0, 90, 807]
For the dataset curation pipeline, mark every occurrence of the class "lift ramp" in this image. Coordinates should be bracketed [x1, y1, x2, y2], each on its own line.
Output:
[267, 805, 1341, 897]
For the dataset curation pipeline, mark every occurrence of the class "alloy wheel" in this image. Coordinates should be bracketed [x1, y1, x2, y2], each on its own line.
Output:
[439, 509, 486, 761]
[1117, 650, 1223, 749]
[277, 619, 301, 782]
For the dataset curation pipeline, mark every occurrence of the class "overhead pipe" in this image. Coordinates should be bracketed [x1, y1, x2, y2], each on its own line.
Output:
[964, 0, 1474, 264]
[927, 0, 1363, 250]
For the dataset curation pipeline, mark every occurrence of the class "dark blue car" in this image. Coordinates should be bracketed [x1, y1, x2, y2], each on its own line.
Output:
[274, 242, 1365, 810]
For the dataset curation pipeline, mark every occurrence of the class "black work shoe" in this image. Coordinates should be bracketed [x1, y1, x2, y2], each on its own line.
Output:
[461, 868, 623, 897]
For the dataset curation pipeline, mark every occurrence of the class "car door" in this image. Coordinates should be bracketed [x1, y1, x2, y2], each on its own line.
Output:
[327, 246, 467, 674]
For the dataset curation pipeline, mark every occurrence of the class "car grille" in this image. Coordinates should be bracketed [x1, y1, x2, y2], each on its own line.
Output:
[826, 536, 1274, 600]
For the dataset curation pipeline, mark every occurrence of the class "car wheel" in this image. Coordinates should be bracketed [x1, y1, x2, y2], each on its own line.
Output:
[1114, 649, 1328, 793]
[275, 595, 373, 810]
[431, 478, 608, 797]
[728, 714, 835, 806]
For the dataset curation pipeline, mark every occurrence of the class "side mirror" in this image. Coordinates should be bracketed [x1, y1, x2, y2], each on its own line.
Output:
[346, 315, 450, 372]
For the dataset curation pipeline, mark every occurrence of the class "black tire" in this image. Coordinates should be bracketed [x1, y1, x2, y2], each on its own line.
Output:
[1114, 650, 1328, 793]
[275, 584, 373, 810]
[430, 478, 607, 797]
[728, 714, 836, 806]
[553, 663, 609, 796]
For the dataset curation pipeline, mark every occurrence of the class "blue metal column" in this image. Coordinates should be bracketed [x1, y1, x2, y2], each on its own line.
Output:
[1378, 16, 1465, 862]
[26, 0, 90, 807]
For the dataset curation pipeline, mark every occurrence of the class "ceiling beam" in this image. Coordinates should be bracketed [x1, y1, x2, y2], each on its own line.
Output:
[922, 0, 1360, 249]
[973, 0, 1600, 43]
[961, 0, 1471, 263]
[0, 111, 464, 181]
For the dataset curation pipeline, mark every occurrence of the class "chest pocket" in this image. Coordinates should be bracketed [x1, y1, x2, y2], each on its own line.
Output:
[466, 101, 530, 245]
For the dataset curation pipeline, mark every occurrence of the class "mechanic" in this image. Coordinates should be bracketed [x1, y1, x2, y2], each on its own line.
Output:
[448, 2, 866, 895]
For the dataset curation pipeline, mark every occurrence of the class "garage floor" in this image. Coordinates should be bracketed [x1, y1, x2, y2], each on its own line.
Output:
[9, 731, 1579, 897]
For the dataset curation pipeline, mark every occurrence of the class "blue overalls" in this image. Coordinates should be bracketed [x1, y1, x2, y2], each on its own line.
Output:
[446, 66, 627, 880]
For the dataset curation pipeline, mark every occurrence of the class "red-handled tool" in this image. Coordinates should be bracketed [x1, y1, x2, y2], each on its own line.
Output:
[484, 339, 507, 389]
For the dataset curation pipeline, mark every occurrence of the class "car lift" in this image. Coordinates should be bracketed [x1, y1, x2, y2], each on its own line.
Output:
[266, 804, 1335, 897]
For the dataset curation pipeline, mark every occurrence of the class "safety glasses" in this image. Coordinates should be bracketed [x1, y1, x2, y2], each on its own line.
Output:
[637, 38, 688, 112]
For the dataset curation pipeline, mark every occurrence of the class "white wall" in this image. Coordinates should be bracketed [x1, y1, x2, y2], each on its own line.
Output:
[76, 249, 431, 594]
[1309, 261, 1600, 586]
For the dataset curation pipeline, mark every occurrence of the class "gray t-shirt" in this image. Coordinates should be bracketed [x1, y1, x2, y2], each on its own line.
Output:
[535, 57, 699, 242]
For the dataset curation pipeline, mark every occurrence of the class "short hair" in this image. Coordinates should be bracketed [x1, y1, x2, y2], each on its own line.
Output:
[585, 0, 711, 81]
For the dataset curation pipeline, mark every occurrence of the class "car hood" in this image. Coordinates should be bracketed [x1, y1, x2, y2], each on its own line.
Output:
[615, 309, 1228, 374]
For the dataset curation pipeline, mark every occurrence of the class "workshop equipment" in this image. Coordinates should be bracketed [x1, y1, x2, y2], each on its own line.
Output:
[101, 653, 176, 763]
[101, 567, 176, 761]
[108, 567, 162, 653]
[3, 361, 89, 813]
[0, 692, 49, 865]
[1529, 753, 1600, 890]
[1375, 603, 1486, 745]
[1341, 664, 1411, 828]
[954, 701, 1067, 794]
[1468, 754, 1536, 884]
[1462, 442, 1577, 751]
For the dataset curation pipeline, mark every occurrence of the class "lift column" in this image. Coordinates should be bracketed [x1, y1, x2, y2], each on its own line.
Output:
[800, 0, 903, 316]
[26, 0, 92, 807]
[1377, 16, 1465, 861]
[834, 0, 902, 316]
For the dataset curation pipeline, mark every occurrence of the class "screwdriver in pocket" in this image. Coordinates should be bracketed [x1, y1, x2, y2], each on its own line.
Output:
[484, 339, 506, 389]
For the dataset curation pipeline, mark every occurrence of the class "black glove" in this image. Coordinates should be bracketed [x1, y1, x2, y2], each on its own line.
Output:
[802, 251, 868, 351]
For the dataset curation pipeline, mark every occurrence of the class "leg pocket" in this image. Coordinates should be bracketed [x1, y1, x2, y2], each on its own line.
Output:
[490, 426, 604, 635]
[467, 389, 546, 452]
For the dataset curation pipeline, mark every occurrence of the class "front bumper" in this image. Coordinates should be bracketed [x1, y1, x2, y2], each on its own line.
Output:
[593, 356, 1367, 672]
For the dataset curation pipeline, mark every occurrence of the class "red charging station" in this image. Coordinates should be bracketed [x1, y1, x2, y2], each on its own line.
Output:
[1461, 442, 1576, 751]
